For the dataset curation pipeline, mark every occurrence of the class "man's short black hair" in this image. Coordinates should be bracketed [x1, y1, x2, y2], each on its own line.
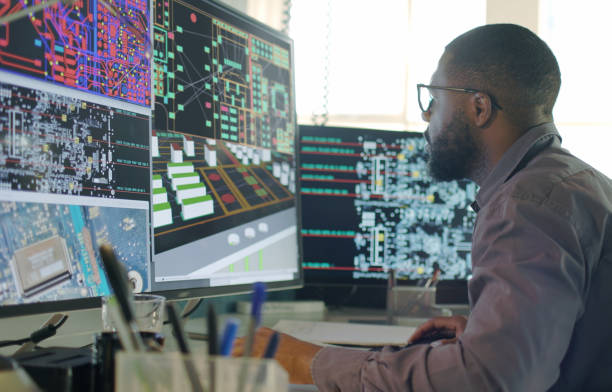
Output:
[444, 24, 561, 116]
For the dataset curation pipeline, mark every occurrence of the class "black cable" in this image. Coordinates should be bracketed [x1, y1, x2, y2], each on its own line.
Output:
[0, 315, 69, 348]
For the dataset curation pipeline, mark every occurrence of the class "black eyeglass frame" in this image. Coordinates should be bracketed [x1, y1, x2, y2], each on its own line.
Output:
[417, 83, 503, 113]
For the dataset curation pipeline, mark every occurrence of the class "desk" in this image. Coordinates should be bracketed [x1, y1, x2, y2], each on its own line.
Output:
[1, 304, 470, 391]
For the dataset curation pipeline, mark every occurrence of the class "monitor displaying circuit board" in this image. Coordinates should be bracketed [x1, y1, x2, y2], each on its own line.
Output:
[299, 125, 477, 286]
[0, 0, 152, 316]
[149, 0, 301, 297]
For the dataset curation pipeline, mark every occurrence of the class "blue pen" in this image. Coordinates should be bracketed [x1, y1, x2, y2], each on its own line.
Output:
[263, 331, 280, 359]
[244, 282, 267, 357]
[219, 318, 240, 356]
[252, 331, 281, 392]
[237, 282, 267, 392]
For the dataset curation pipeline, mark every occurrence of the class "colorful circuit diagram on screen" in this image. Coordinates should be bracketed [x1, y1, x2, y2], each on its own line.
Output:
[300, 127, 478, 282]
[0, 81, 151, 200]
[152, 0, 294, 153]
[0, 0, 151, 107]
[151, 0, 296, 257]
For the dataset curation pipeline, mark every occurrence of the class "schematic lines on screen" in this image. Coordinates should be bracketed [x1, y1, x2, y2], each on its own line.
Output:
[0, 82, 150, 200]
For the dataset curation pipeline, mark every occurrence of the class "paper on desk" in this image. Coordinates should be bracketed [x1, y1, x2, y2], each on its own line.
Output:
[272, 320, 416, 347]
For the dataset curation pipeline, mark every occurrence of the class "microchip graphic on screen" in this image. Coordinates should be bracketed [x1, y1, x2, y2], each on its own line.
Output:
[0, 0, 151, 106]
[13, 235, 72, 297]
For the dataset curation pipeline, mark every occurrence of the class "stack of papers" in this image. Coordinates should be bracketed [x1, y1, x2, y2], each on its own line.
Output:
[272, 320, 416, 347]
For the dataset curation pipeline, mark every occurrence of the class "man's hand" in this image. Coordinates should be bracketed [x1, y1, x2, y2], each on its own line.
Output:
[407, 315, 468, 345]
[232, 327, 323, 384]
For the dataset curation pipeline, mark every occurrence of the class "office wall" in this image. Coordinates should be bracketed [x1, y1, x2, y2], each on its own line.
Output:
[486, 0, 539, 32]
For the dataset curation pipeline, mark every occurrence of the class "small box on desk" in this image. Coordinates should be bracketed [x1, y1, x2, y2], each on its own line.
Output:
[115, 352, 289, 392]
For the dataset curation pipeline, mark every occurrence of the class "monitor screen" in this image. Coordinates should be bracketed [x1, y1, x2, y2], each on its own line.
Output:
[299, 125, 477, 287]
[0, 0, 152, 317]
[149, 0, 301, 299]
[0, 0, 300, 317]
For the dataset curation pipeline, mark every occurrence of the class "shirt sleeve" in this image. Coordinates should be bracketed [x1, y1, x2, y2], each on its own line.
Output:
[311, 194, 585, 391]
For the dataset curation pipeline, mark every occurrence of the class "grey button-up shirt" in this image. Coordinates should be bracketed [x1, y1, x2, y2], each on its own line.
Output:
[311, 123, 612, 391]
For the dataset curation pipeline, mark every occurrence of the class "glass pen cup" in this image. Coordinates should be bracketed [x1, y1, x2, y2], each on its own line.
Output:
[101, 293, 166, 336]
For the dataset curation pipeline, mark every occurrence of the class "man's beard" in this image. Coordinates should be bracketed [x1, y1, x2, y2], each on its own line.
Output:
[427, 109, 481, 182]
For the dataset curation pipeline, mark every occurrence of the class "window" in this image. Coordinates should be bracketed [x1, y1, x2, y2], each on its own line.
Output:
[289, 0, 485, 128]
[539, 0, 612, 176]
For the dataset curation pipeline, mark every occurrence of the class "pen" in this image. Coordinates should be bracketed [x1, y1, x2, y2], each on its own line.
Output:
[243, 281, 267, 358]
[252, 331, 280, 392]
[99, 244, 146, 352]
[207, 304, 217, 392]
[219, 318, 240, 356]
[238, 282, 267, 392]
[263, 331, 280, 359]
[207, 304, 218, 356]
[166, 303, 205, 392]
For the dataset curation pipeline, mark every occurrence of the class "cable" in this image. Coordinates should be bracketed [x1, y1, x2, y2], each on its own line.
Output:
[281, 0, 292, 35]
[311, 0, 331, 126]
[0, 315, 69, 348]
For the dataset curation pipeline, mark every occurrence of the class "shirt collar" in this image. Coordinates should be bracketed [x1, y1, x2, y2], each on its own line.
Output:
[474, 122, 561, 211]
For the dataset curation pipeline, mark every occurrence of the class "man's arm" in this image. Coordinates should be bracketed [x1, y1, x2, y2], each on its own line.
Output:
[232, 327, 322, 384]
[310, 196, 585, 391]
[234, 197, 585, 391]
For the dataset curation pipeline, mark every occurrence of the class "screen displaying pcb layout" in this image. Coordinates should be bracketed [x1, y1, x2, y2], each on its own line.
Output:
[151, 0, 298, 289]
[0, 0, 151, 107]
[0, 79, 151, 307]
[299, 125, 478, 286]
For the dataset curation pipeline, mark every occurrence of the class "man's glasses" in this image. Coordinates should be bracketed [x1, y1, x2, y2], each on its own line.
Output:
[417, 83, 503, 113]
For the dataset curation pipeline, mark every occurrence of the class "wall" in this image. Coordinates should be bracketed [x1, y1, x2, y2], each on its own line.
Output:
[486, 0, 539, 32]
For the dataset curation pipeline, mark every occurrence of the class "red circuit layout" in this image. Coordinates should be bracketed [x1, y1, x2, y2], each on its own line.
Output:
[0, 0, 150, 106]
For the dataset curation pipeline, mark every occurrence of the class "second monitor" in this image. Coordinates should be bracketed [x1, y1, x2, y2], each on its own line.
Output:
[150, 0, 301, 299]
[299, 125, 478, 287]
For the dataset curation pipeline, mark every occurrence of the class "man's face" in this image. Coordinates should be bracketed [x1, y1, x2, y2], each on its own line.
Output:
[423, 63, 481, 181]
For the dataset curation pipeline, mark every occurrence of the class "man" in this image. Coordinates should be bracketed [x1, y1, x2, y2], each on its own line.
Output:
[235, 24, 612, 391]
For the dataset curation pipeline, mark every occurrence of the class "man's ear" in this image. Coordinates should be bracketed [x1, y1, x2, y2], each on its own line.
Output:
[470, 92, 495, 128]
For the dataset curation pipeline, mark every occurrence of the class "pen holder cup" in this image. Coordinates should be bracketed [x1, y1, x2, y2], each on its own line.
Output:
[387, 286, 451, 324]
[101, 294, 166, 334]
[115, 352, 289, 392]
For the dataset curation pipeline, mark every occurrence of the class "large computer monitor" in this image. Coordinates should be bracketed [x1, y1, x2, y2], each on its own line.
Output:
[299, 125, 477, 292]
[0, 0, 153, 317]
[148, 0, 301, 299]
[0, 0, 300, 317]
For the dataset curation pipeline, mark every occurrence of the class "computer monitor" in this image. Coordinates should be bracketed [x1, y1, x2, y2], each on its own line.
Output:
[0, 0, 152, 317]
[299, 125, 477, 294]
[148, 0, 301, 299]
[0, 0, 300, 318]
